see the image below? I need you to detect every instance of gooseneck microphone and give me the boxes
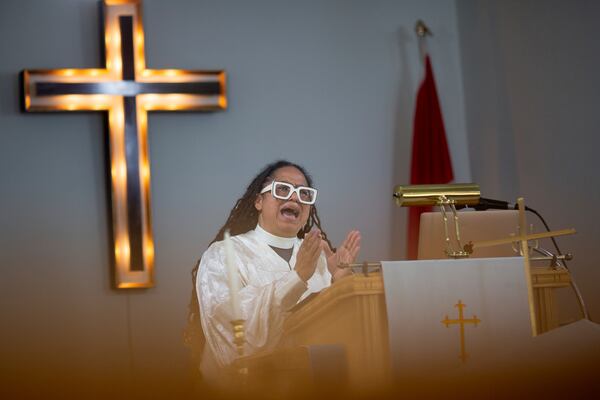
[472,197,517,211]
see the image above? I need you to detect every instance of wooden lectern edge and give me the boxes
[284,273,385,335]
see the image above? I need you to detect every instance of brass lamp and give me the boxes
[393,183,480,207]
[393,183,481,258]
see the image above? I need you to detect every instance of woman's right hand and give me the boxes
[294,229,322,282]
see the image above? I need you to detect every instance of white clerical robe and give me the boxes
[196,229,331,379]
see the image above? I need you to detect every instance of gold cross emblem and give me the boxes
[441,300,481,362]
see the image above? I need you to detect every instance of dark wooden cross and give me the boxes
[22,0,226,288]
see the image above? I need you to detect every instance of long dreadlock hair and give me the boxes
[183,160,334,369]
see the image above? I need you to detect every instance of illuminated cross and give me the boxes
[441,300,481,362]
[22,0,226,288]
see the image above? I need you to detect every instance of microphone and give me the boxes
[471,197,517,211]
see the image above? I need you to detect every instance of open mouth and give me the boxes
[280,204,300,220]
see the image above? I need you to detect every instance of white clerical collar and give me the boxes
[254,224,296,249]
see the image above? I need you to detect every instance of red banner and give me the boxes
[407,55,454,259]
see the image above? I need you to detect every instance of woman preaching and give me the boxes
[185,160,361,382]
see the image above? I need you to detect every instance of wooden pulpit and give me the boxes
[281,273,390,390]
[238,264,570,393]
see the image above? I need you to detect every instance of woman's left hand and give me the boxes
[322,230,361,282]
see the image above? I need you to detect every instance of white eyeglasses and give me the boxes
[260,181,318,205]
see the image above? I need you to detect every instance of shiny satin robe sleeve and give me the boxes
[196,231,331,369]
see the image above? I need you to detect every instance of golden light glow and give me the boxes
[114,160,127,184]
[144,237,155,264]
[110,108,124,130]
[122,242,130,259]
[58,95,85,111]
[136,54,146,73]
[141,160,150,182]
[106,0,136,5]
[137,107,150,187]
[113,58,122,74]
[135,31,144,48]
[138,109,147,127]
[104,17,122,77]
[112,32,121,48]
[118,282,152,289]
[139,93,226,111]
[218,95,228,109]
[114,237,130,265]
[60,94,112,110]
[164,69,180,77]
[23,0,226,290]
[135,25,146,73]
[63,94,83,104]
[52,68,108,79]
[142,93,159,105]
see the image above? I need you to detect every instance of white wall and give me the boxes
[0,0,467,396]
[457,0,600,321]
